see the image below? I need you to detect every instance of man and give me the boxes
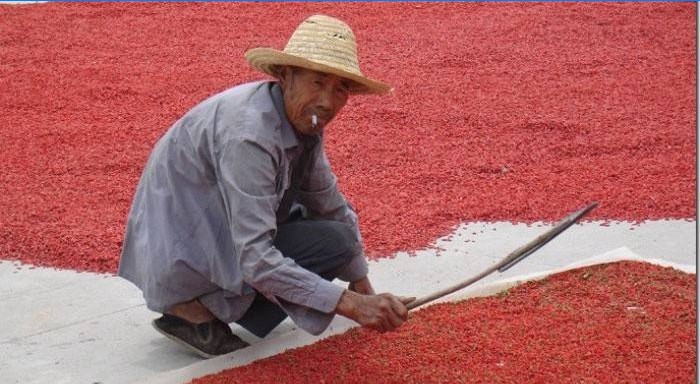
[118,14,413,358]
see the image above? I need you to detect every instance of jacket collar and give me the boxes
[271,82,302,150]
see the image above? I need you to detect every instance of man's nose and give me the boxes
[315,88,333,112]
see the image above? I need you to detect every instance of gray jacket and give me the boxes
[118,81,367,334]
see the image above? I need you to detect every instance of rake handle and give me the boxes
[406,202,599,311]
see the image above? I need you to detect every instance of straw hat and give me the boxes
[245,14,391,95]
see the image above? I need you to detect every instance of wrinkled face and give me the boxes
[277,66,351,136]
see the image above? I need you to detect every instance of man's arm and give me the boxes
[220,137,412,332]
[218,137,345,314]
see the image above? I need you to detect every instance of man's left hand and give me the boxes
[348,276,376,295]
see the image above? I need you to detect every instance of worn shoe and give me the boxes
[152,314,249,358]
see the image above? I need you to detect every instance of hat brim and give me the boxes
[245,48,392,95]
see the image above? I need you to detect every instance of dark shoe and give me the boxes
[152,314,249,358]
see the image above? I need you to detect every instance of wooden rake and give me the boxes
[406,202,599,310]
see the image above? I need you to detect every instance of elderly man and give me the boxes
[118,14,413,358]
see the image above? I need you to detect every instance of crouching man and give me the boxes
[118,14,413,358]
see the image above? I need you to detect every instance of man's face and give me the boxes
[278,66,351,136]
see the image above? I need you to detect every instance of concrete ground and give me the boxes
[0,219,695,384]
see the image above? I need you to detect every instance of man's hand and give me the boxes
[348,276,376,295]
[335,289,415,332]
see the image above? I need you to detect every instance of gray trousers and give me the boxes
[235,214,357,338]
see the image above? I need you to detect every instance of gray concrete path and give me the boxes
[0,220,696,384]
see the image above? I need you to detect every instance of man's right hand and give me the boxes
[335,290,415,332]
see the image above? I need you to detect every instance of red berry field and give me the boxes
[191,261,696,383]
[0,3,696,272]
[0,3,695,272]
[1,3,696,383]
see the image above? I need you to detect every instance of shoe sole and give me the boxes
[151,319,217,359]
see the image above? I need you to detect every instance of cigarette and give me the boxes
[312,114,318,128]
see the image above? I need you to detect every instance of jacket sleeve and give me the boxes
[216,137,345,314]
[297,142,369,283]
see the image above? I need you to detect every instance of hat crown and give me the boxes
[283,15,363,77]
[244,14,391,94]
